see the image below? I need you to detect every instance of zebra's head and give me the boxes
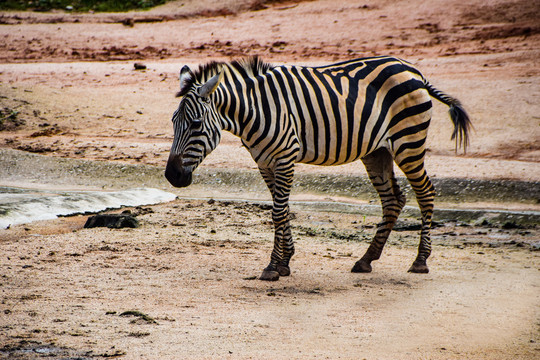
[165,65,223,188]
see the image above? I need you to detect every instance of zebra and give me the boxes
[165,56,471,281]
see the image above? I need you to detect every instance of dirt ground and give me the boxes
[1,199,539,359]
[0,0,539,358]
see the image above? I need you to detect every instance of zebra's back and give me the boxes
[264,56,432,166]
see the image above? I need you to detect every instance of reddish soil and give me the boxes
[0,0,539,180]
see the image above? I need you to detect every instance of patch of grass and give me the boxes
[20,294,42,301]
[0,108,25,131]
[0,0,169,12]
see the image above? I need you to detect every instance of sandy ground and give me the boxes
[0,0,539,358]
[1,199,539,359]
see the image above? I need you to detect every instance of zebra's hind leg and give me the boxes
[395,153,435,274]
[352,148,406,273]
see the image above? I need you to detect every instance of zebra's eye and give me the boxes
[191,118,202,128]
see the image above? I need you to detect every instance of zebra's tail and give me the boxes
[423,79,472,152]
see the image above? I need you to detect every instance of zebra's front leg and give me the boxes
[276,219,295,276]
[260,218,295,281]
[258,162,295,281]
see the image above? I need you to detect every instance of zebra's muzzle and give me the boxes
[165,158,193,188]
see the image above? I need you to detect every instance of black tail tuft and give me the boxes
[424,80,472,152]
[448,102,472,152]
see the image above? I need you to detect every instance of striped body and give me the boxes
[225,57,430,167]
[166,56,471,280]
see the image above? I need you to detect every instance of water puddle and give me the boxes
[0,187,176,229]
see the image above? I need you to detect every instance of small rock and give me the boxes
[84,214,139,229]
[134,63,146,70]
[502,221,522,229]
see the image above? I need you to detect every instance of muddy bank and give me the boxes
[0,187,176,228]
[200,168,540,206]
[2,148,538,203]
[1,148,538,227]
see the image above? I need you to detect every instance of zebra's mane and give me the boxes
[178,57,273,96]
[198,56,273,81]
[228,56,275,78]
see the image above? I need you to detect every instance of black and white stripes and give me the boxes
[165,56,471,279]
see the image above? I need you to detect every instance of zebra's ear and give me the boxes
[197,70,223,98]
[177,65,194,97]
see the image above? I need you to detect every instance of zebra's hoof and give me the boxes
[277,265,291,276]
[408,262,429,273]
[351,260,372,273]
[259,269,280,281]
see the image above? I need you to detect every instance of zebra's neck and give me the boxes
[207,61,278,140]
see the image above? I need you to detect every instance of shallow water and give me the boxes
[0,187,177,229]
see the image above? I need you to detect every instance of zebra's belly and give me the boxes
[295,145,370,166]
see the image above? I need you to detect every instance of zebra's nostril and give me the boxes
[165,161,193,188]
[164,163,177,185]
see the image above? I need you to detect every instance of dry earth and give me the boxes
[0,0,539,359]
[1,199,539,359]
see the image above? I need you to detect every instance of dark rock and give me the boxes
[122,18,134,27]
[502,221,523,229]
[133,62,146,70]
[84,214,139,229]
